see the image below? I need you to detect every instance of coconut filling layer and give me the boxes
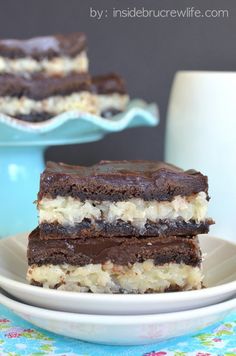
[0,93,129,117]
[0,92,99,116]
[38,192,208,229]
[0,52,88,75]
[27,261,203,293]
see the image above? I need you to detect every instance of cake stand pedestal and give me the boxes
[1,146,45,237]
[0,100,159,236]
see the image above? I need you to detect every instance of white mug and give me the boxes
[165,71,236,241]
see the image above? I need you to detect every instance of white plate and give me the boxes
[0,288,235,345]
[0,233,236,315]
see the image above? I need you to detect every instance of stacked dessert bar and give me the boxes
[0,33,129,121]
[27,160,213,293]
[91,73,129,118]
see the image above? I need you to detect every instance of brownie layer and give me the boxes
[39,218,212,239]
[0,73,91,100]
[28,228,201,267]
[91,73,127,95]
[27,262,203,293]
[0,73,129,101]
[0,73,128,99]
[0,33,87,59]
[38,161,209,202]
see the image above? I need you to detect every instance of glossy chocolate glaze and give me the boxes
[0,33,87,59]
[28,227,201,267]
[38,160,209,201]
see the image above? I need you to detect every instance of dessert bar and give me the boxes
[0,72,98,121]
[28,228,202,293]
[92,73,129,118]
[27,160,213,293]
[0,34,130,121]
[0,33,88,76]
[38,161,213,238]
[0,73,129,121]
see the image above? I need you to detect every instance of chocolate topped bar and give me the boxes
[91,73,129,118]
[0,33,88,79]
[0,33,87,59]
[0,33,131,122]
[39,160,208,201]
[27,228,203,293]
[27,159,212,293]
[0,72,129,121]
[0,32,95,121]
[37,160,212,240]
[0,72,98,120]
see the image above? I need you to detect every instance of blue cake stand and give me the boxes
[0,100,159,237]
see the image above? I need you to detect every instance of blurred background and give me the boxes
[0,0,235,165]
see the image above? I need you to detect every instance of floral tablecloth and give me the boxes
[0,306,235,356]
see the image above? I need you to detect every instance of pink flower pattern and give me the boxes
[0,319,10,323]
